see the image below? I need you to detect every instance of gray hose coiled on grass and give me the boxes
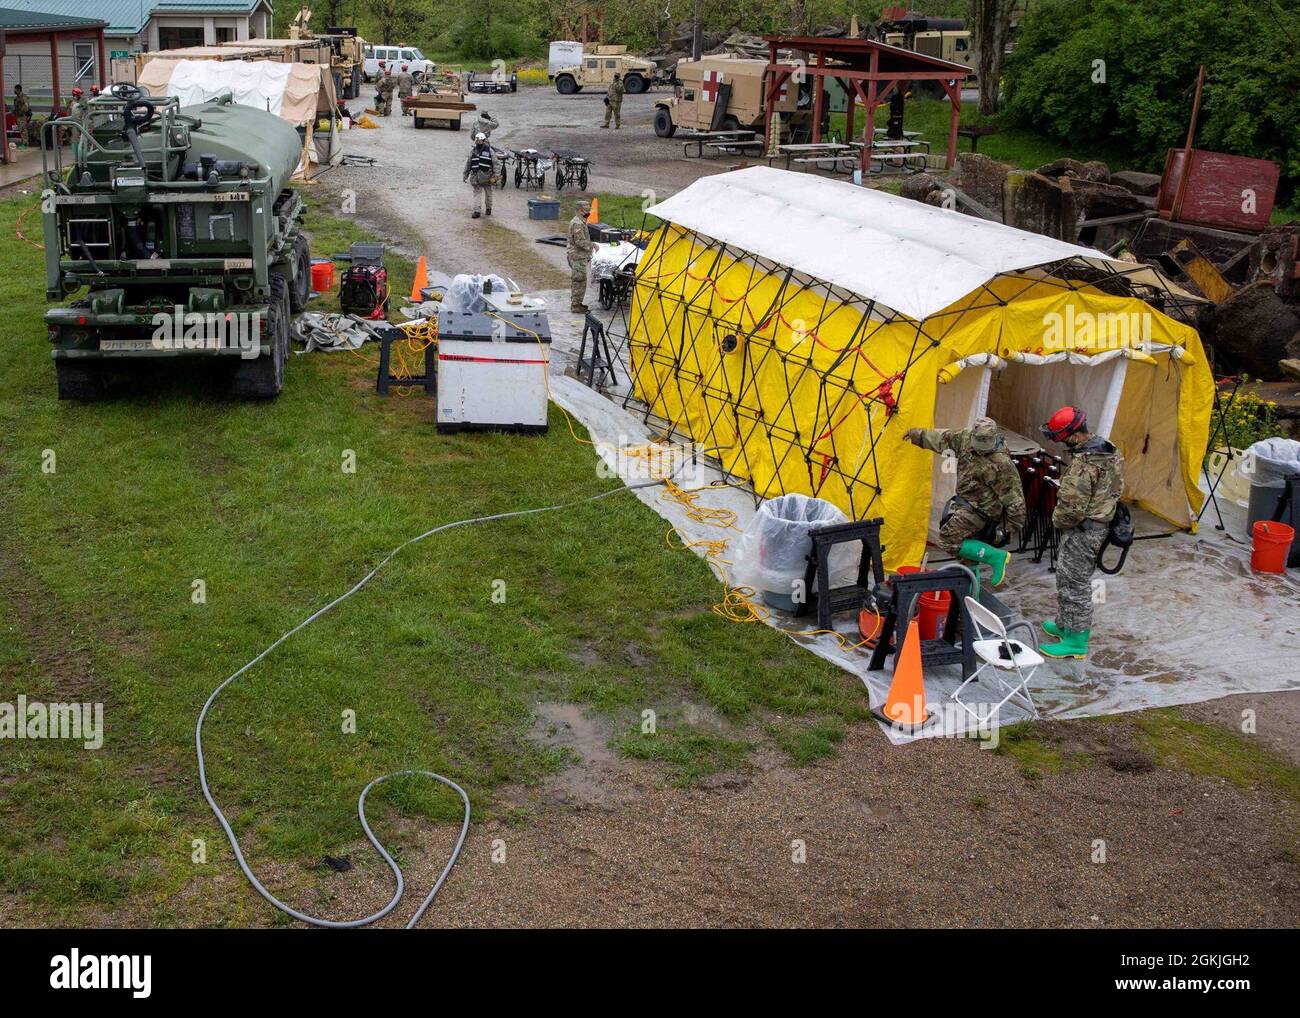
[196,476,671,928]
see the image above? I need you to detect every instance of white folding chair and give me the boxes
[951,596,1041,721]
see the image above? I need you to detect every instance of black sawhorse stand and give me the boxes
[867,568,975,681]
[793,517,886,631]
[375,325,436,396]
[576,313,620,388]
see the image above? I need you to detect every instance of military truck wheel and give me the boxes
[623,74,647,95]
[556,74,578,95]
[654,108,676,138]
[55,361,107,401]
[231,275,288,399]
[288,235,311,314]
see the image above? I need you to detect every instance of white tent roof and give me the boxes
[645,166,1125,321]
[138,59,321,126]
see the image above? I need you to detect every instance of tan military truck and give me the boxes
[552,45,661,95]
[884,31,974,72]
[653,55,802,138]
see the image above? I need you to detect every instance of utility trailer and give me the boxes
[403,93,477,130]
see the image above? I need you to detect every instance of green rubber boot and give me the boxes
[959,539,1010,587]
[1041,628,1090,659]
[1042,619,1062,638]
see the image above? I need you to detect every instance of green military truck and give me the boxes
[42,84,310,399]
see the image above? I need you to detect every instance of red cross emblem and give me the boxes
[702,70,725,102]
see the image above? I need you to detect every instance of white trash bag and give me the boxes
[442,273,515,313]
[1245,437,1300,487]
[731,493,860,607]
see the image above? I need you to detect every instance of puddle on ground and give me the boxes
[528,702,629,807]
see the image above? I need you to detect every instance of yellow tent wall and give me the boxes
[629,224,1214,571]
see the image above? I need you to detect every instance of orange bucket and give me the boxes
[858,608,884,647]
[918,589,952,641]
[310,258,335,292]
[1251,520,1295,573]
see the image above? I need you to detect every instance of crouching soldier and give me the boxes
[567,199,594,312]
[904,416,1026,585]
[463,132,495,218]
[1039,406,1125,659]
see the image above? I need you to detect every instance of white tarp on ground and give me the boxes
[539,291,1300,743]
[644,166,1129,321]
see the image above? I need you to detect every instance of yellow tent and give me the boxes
[625,168,1213,570]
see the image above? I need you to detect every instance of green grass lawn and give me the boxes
[0,191,864,924]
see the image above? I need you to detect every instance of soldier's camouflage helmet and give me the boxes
[970,416,998,453]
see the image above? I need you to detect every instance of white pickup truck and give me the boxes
[362,44,436,81]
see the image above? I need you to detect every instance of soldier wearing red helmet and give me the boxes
[1039,405,1125,659]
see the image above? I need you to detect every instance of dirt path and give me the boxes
[327,85,730,289]
[283,87,1300,929]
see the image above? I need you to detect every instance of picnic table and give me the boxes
[770,142,853,172]
[680,129,757,158]
[853,136,931,175]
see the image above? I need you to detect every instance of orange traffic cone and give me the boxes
[587,197,599,223]
[873,618,932,731]
[410,255,429,302]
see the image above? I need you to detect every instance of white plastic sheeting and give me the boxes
[644,167,1128,321]
[590,241,642,281]
[539,290,1300,744]
[139,59,316,123]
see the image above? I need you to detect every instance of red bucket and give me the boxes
[310,258,335,292]
[918,589,952,641]
[1251,520,1295,574]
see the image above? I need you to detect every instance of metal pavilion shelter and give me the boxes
[761,34,969,174]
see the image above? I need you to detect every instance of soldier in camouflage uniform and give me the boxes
[68,88,87,122]
[1039,406,1125,659]
[905,416,1026,585]
[567,199,594,312]
[601,73,625,129]
[472,111,499,139]
[12,85,31,146]
[376,65,396,116]
[396,64,414,114]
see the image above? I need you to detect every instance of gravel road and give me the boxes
[324,83,733,290]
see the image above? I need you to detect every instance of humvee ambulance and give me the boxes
[552,45,661,95]
[653,55,802,138]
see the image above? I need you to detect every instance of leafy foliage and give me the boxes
[1003,0,1300,202]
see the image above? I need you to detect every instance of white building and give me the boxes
[4,1,273,54]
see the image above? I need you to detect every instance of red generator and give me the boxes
[339,243,389,319]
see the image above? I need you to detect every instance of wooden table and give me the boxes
[680,130,757,158]
[771,142,852,171]
[957,125,1000,153]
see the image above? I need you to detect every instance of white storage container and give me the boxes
[436,309,551,434]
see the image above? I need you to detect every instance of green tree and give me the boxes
[1003,0,1300,201]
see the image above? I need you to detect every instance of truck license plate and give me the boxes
[99,339,157,351]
